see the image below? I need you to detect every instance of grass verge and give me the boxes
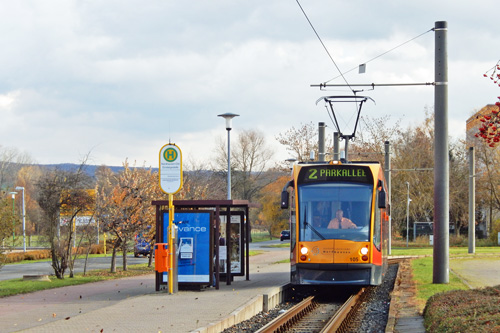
[391,246,500,257]
[1,250,268,298]
[411,256,468,307]
[263,243,290,249]
[395,246,500,330]
[4,253,119,265]
[250,231,277,242]
[391,246,500,306]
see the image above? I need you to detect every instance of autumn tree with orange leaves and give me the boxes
[95,161,159,272]
[257,176,290,238]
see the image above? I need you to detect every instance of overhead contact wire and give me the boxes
[295,0,354,94]
[325,27,434,84]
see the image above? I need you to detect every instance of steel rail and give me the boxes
[321,288,365,332]
[256,288,367,333]
[255,296,316,333]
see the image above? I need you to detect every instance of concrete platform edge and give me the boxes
[191,295,263,333]
[385,260,403,332]
[192,284,290,333]
[385,258,426,333]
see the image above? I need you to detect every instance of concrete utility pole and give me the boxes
[384,141,392,255]
[433,21,449,284]
[333,132,340,160]
[406,182,411,248]
[468,147,475,254]
[318,122,326,162]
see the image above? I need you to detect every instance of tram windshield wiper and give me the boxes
[303,207,325,240]
[304,221,325,240]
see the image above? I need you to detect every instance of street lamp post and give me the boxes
[9,191,17,247]
[218,113,239,200]
[406,182,411,248]
[15,186,26,252]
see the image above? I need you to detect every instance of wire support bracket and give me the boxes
[311,82,435,89]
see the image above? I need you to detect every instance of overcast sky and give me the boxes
[1,1,498,168]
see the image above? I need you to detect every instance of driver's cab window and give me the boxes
[299,182,372,242]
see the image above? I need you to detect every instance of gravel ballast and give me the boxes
[222,264,398,332]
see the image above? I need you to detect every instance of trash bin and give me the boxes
[155,243,169,273]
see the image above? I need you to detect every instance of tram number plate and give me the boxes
[349,257,360,262]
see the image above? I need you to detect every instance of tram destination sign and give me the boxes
[298,165,373,184]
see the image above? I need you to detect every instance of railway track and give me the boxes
[255,288,366,333]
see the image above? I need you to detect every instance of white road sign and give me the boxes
[159,143,183,194]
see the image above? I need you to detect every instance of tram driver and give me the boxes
[327,209,358,229]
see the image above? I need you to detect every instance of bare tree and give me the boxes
[60,189,95,277]
[214,129,274,201]
[180,158,225,200]
[473,139,500,237]
[448,140,470,234]
[35,162,93,279]
[351,115,403,163]
[0,146,33,190]
[275,122,318,163]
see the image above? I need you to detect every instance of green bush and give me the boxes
[424,285,500,331]
[489,220,500,244]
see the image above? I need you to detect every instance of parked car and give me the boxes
[134,237,151,257]
[280,230,290,241]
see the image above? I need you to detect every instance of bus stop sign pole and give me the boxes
[159,143,183,294]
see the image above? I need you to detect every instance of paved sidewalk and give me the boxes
[4,251,497,332]
[450,257,500,288]
[0,249,289,333]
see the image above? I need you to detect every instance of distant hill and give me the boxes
[40,164,159,178]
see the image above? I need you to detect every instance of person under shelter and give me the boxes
[327,209,357,229]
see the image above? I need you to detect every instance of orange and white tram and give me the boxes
[281,161,389,286]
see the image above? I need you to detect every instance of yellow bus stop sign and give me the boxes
[159,143,183,194]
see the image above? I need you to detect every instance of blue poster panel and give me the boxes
[163,212,212,284]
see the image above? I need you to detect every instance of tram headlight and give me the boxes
[300,246,308,261]
[361,246,369,261]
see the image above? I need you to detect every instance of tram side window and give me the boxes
[373,190,381,250]
[290,191,296,250]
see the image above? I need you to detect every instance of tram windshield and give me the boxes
[298,182,372,242]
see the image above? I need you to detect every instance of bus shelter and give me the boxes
[152,200,253,291]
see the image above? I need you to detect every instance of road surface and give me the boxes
[0,255,149,281]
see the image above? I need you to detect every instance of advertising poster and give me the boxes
[219,214,242,275]
[163,212,212,284]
